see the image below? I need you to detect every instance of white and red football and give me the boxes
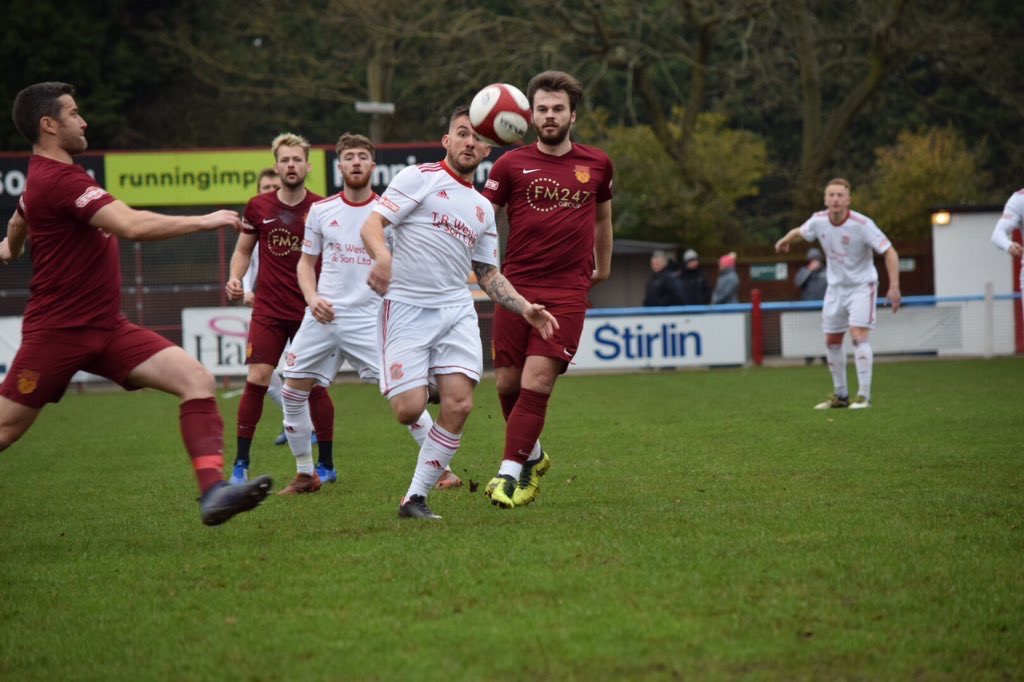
[469,83,531,146]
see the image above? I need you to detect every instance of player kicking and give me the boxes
[276,133,459,494]
[991,187,1024,318]
[481,70,615,509]
[361,106,557,520]
[224,134,335,485]
[775,177,901,409]
[0,81,271,526]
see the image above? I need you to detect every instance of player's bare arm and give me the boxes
[774,227,803,253]
[882,246,901,312]
[1,210,29,264]
[92,200,241,241]
[473,261,559,340]
[297,251,333,323]
[592,200,613,284]
[226,232,258,302]
[361,212,393,295]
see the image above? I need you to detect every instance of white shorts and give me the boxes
[281,311,379,386]
[821,282,878,333]
[377,299,482,398]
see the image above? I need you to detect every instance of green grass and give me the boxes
[1,358,1022,680]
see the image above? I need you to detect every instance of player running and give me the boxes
[991,187,1024,318]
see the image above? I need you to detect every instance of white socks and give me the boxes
[267,370,284,407]
[281,385,315,474]
[826,343,848,397]
[405,424,460,499]
[853,339,873,401]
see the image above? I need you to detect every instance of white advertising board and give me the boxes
[570,313,748,371]
[181,307,253,376]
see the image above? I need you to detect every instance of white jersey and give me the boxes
[799,209,891,286]
[991,189,1024,254]
[303,192,382,319]
[373,161,498,308]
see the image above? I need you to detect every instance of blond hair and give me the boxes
[271,132,311,160]
[826,177,851,191]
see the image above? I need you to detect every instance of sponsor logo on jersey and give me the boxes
[262,218,277,224]
[267,226,302,256]
[484,179,498,191]
[476,205,486,223]
[16,369,39,395]
[573,165,590,183]
[74,186,108,208]
[436,190,449,200]
[522,168,541,174]
[389,362,404,381]
[525,178,593,213]
[379,196,400,213]
[328,219,339,227]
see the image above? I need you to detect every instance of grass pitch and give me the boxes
[1,358,1022,680]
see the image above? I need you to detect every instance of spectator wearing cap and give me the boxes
[795,247,827,301]
[711,251,740,304]
[678,248,711,305]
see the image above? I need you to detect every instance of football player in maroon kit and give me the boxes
[0,82,272,526]
[224,134,335,490]
[481,70,614,509]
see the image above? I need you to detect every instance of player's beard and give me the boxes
[342,171,371,190]
[280,174,306,190]
[446,152,482,177]
[536,120,571,147]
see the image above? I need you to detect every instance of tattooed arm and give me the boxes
[473,261,559,340]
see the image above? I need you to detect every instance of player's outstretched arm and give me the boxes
[361,213,393,295]
[91,200,241,242]
[1,211,29,264]
[883,246,901,313]
[774,227,803,253]
[592,200,613,285]
[991,208,1023,257]
[473,261,559,340]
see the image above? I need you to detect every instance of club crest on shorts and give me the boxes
[389,362,404,381]
[573,165,590,184]
[16,369,39,395]
[286,352,296,367]
[246,342,253,359]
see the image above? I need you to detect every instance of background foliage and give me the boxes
[1,0,1020,249]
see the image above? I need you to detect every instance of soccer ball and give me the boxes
[469,83,531,146]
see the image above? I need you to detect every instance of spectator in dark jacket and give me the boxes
[711,251,740,304]
[679,248,711,305]
[643,250,685,306]
[795,247,828,301]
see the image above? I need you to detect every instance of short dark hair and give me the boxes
[258,168,278,181]
[12,82,75,145]
[449,104,470,128]
[527,70,584,111]
[336,132,375,159]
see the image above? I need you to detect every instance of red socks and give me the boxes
[308,385,335,442]
[180,397,224,494]
[236,381,268,439]
[502,388,549,465]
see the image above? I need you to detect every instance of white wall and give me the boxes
[932,211,1013,296]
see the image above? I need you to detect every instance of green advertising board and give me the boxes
[104,150,328,206]
[750,263,789,281]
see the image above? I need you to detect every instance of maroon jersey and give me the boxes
[483,142,613,292]
[15,155,118,333]
[242,189,322,321]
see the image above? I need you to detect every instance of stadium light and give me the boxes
[931,211,951,226]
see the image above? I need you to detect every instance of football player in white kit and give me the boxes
[361,106,557,520]
[275,134,458,495]
[990,188,1024,317]
[775,177,901,410]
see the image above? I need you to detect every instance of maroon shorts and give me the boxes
[0,319,175,408]
[246,314,302,366]
[492,286,587,371]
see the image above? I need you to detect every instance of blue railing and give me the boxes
[589,293,1022,318]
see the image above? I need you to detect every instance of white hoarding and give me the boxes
[570,313,748,371]
[181,307,253,376]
